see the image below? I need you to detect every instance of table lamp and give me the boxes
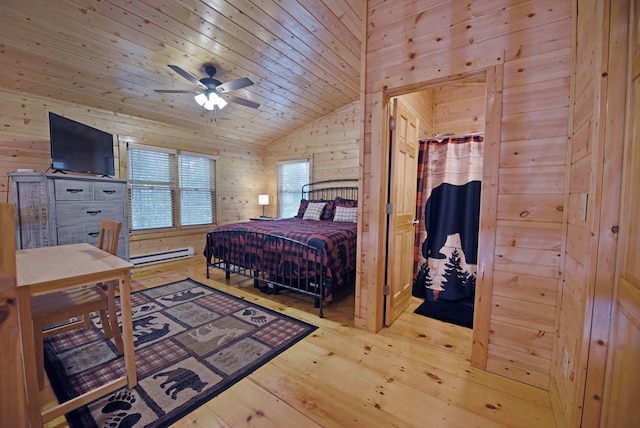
[258,194,269,217]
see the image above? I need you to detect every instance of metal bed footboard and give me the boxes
[205,230,327,317]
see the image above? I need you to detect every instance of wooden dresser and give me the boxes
[9,172,129,260]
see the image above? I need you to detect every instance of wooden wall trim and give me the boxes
[354,0,368,329]
[371,52,504,94]
[550,0,628,425]
[362,90,390,331]
[366,62,504,333]
[471,64,504,369]
[580,0,629,425]
[0,203,27,426]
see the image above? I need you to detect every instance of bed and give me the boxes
[204,179,358,317]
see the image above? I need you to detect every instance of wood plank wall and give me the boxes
[0,89,265,258]
[263,100,361,216]
[550,0,627,426]
[362,0,572,391]
[395,79,486,145]
[432,80,486,136]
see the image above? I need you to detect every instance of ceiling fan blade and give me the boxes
[154,89,198,93]
[168,65,207,90]
[225,95,260,109]
[216,77,253,93]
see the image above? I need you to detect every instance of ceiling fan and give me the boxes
[155,64,260,110]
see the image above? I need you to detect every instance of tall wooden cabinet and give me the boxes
[9,172,129,260]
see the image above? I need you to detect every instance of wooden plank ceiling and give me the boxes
[0,0,363,145]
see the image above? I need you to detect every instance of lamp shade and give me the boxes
[258,194,269,206]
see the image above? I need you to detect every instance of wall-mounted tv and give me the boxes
[49,112,115,176]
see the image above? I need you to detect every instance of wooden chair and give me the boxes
[31,219,124,389]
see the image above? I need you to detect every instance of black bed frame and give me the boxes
[205,179,358,317]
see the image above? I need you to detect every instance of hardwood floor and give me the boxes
[42,257,556,427]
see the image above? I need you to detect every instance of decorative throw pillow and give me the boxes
[335,197,358,208]
[297,199,335,220]
[333,206,358,223]
[303,202,327,220]
[296,199,310,218]
[321,199,336,220]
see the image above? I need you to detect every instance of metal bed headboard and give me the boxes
[301,179,358,201]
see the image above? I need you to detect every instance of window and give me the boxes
[128,143,216,230]
[277,159,309,218]
[179,151,216,226]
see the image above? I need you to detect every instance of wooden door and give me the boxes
[385,98,419,326]
[604,2,640,425]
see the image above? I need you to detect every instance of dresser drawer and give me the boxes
[57,224,127,259]
[55,202,124,226]
[57,223,102,246]
[94,181,126,201]
[53,179,93,201]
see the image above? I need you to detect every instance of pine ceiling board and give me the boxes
[289,0,361,69]
[246,0,360,93]
[0,1,209,96]
[181,0,358,104]
[0,19,175,104]
[105,0,344,117]
[321,0,364,43]
[0,0,362,145]
[0,9,319,134]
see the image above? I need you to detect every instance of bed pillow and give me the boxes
[296,199,310,218]
[333,205,358,223]
[297,199,335,220]
[335,197,358,208]
[303,202,327,220]
[322,199,336,220]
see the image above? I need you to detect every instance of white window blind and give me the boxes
[128,144,176,230]
[128,143,217,231]
[277,159,309,218]
[179,151,216,226]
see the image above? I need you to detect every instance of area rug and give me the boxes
[44,278,317,428]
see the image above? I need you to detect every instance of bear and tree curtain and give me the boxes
[412,134,484,328]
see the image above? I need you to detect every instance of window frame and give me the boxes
[127,142,218,232]
[277,158,310,218]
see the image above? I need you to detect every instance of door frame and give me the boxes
[367,56,504,369]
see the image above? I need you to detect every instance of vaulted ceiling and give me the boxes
[0,0,363,145]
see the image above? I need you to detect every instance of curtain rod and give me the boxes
[421,131,484,142]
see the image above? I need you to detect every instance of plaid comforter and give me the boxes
[204,218,357,299]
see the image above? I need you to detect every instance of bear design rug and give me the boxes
[43,278,317,428]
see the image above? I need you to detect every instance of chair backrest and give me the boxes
[98,219,122,256]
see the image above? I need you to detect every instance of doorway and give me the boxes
[384,77,486,328]
[375,63,504,369]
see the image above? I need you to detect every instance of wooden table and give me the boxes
[16,243,135,427]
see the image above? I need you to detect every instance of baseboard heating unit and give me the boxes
[130,247,194,267]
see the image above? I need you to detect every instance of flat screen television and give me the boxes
[49,112,115,176]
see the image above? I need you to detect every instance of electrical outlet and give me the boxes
[562,348,570,377]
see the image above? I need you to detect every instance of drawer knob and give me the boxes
[88,232,100,237]
[102,190,116,194]
[86,210,102,216]
[66,188,84,193]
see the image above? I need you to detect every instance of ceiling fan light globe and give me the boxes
[216,96,228,109]
[194,93,207,106]
[208,92,227,109]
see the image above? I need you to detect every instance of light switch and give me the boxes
[580,193,588,222]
